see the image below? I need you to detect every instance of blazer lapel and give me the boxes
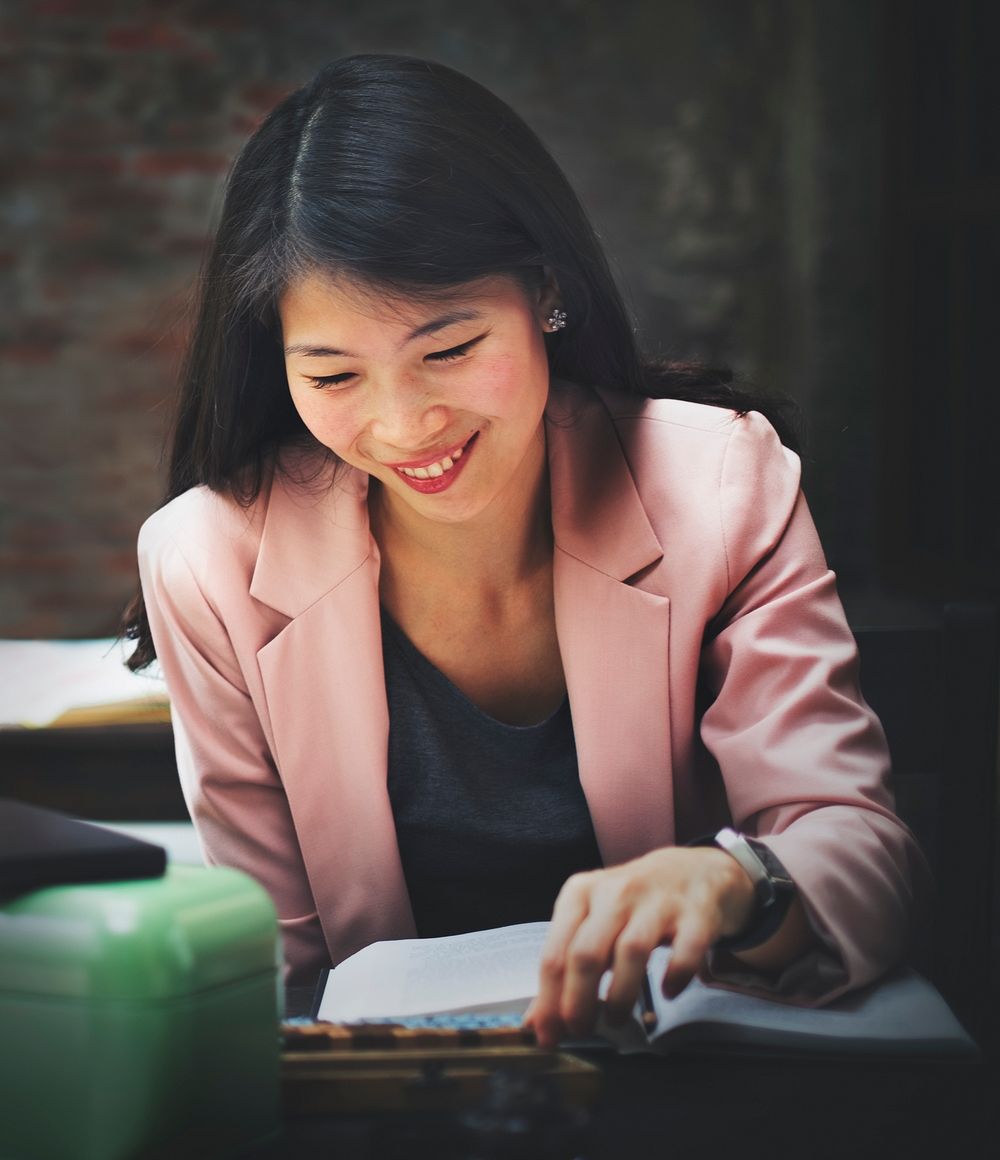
[547,385,677,866]
[252,453,416,964]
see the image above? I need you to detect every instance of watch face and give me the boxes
[746,838,794,889]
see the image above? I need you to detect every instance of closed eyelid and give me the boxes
[426,332,488,359]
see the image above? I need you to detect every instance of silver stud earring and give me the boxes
[546,308,568,331]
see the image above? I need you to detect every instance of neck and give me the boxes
[369,438,553,597]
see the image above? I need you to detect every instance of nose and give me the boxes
[368,380,449,451]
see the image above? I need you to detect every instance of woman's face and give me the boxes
[279,272,556,529]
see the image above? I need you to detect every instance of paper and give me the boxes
[315,922,977,1057]
[637,945,976,1054]
[317,922,549,1022]
[0,638,167,728]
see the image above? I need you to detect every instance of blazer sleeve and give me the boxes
[137,511,329,986]
[696,413,931,1005]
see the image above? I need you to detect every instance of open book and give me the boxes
[314,922,977,1059]
[0,639,169,728]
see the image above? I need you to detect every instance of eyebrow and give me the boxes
[283,309,484,358]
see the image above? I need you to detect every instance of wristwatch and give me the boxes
[688,827,796,952]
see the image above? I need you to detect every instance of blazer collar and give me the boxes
[249,446,374,619]
[249,382,664,618]
[545,380,664,580]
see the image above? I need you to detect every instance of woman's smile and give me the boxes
[387,431,480,492]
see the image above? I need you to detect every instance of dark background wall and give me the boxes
[1,0,995,638]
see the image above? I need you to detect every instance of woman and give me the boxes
[126,54,926,1049]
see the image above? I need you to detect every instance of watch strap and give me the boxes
[686,828,795,952]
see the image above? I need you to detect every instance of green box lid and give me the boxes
[0,864,278,1000]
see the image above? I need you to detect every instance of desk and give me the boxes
[265,991,998,1160]
[0,723,184,820]
[3,727,996,1158]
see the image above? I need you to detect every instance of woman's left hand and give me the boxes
[523,846,756,1049]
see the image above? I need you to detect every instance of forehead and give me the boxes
[277,271,526,334]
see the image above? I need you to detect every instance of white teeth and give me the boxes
[397,442,467,480]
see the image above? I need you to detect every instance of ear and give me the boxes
[536,266,563,328]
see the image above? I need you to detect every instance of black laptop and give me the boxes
[0,798,167,895]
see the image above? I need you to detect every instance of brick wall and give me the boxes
[0,0,884,636]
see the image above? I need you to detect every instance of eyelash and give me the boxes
[306,338,479,389]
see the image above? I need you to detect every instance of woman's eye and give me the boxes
[426,337,481,363]
[306,373,355,389]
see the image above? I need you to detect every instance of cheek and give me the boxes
[468,345,549,416]
[288,390,360,453]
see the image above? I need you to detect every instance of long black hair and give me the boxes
[124,53,797,668]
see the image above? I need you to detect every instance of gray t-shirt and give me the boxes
[381,608,603,937]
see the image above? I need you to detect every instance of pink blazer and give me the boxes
[138,381,926,999]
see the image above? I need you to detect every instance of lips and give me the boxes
[388,431,479,494]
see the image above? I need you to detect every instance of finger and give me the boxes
[558,885,635,1035]
[602,907,665,1025]
[661,907,715,999]
[531,874,594,1047]
[558,919,617,1035]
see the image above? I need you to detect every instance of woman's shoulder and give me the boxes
[137,443,336,579]
[571,382,799,488]
[584,384,807,582]
[138,481,266,565]
[594,384,786,450]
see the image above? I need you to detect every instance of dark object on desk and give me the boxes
[0,722,185,821]
[0,798,166,894]
[853,602,999,1051]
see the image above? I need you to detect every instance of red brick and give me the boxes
[185,6,246,31]
[104,23,192,52]
[165,119,213,142]
[54,218,101,243]
[5,613,64,638]
[162,235,212,256]
[41,280,73,302]
[25,153,125,177]
[0,343,59,365]
[34,0,114,15]
[231,113,262,135]
[105,550,142,574]
[8,523,78,550]
[133,150,230,177]
[7,555,81,575]
[241,82,292,111]
[49,122,138,150]
[104,324,188,358]
[69,185,165,212]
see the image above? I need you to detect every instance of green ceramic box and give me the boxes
[0,864,281,1160]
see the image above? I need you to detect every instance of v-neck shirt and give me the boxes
[380,607,603,938]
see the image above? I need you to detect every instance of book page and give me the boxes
[317,922,550,1022]
[637,946,976,1056]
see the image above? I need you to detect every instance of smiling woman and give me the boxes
[123,55,927,1049]
[280,272,552,528]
